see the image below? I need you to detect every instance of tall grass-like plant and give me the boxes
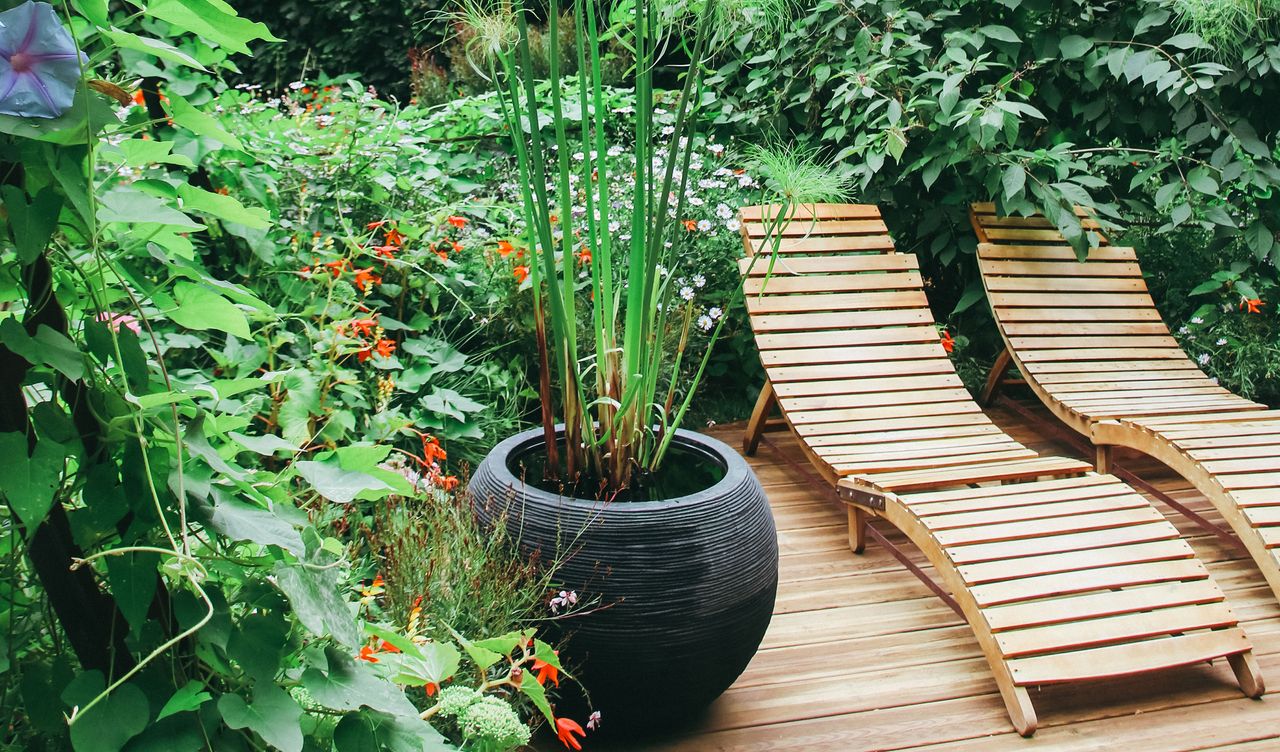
[449,0,843,494]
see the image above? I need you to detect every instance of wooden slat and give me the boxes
[743,271,923,295]
[745,218,889,237]
[981,577,1223,631]
[1005,628,1249,685]
[760,343,944,367]
[745,289,929,314]
[968,558,1207,607]
[984,276,1148,293]
[957,539,1193,585]
[740,203,882,221]
[995,602,1237,658]
[756,326,940,351]
[750,308,934,332]
[739,254,917,276]
[945,521,1180,565]
[933,508,1165,548]
[980,260,1140,277]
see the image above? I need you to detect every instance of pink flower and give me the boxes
[587,711,602,731]
[97,311,141,335]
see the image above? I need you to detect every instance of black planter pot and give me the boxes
[469,426,778,729]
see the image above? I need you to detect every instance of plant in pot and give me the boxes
[456,0,848,733]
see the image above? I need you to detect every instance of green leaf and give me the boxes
[272,561,362,648]
[302,647,420,717]
[1163,33,1206,50]
[295,459,394,504]
[192,493,306,554]
[333,710,454,752]
[167,93,244,151]
[103,28,208,70]
[68,683,149,752]
[170,282,251,339]
[72,0,110,26]
[518,671,555,725]
[229,431,299,456]
[1,186,63,264]
[979,25,1020,43]
[1246,221,1275,260]
[177,184,270,229]
[227,613,290,681]
[0,320,86,381]
[105,551,160,634]
[98,189,203,230]
[473,632,526,658]
[1002,164,1026,200]
[157,681,213,721]
[110,139,196,169]
[388,642,461,687]
[0,433,67,530]
[448,629,501,672]
[145,0,280,55]
[1059,35,1092,59]
[217,684,303,752]
[1186,168,1219,195]
[885,127,907,161]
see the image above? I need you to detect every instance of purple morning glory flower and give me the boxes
[0,1,86,119]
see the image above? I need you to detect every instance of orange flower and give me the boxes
[514,265,530,284]
[372,244,398,259]
[378,640,400,654]
[424,682,438,697]
[554,717,586,750]
[532,657,560,687]
[367,220,390,230]
[351,318,378,337]
[372,574,385,588]
[578,247,592,265]
[422,435,447,465]
[451,241,463,253]
[682,219,697,232]
[438,475,459,491]
[324,259,348,277]
[384,227,406,247]
[940,330,955,354]
[358,645,380,663]
[497,240,515,258]
[446,215,467,228]
[1241,297,1264,314]
[375,338,397,358]
[353,268,382,292]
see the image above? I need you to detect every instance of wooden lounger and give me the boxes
[972,201,1280,604]
[738,203,1262,736]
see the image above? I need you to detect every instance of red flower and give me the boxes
[421,435,447,465]
[378,640,400,654]
[375,338,397,358]
[372,244,398,259]
[324,259,348,277]
[384,227,406,247]
[367,220,390,230]
[438,475,459,491]
[555,718,586,750]
[514,265,530,284]
[358,645,380,663]
[532,657,560,687]
[682,219,697,232]
[451,240,463,253]
[496,240,514,258]
[354,267,382,292]
[424,682,438,697]
[578,247,592,265]
[1241,297,1264,314]
[446,215,467,228]
[940,330,955,354]
[351,318,378,337]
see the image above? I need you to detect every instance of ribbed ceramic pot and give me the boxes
[469,426,778,728]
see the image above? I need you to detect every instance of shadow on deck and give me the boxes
[597,400,1280,751]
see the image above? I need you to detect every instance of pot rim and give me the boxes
[477,425,755,512]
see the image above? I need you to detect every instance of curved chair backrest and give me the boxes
[740,204,1037,483]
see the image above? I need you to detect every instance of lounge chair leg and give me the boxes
[1095,444,1113,474]
[744,380,777,456]
[1000,683,1038,737]
[847,506,866,554]
[979,348,1012,406]
[1229,650,1265,698]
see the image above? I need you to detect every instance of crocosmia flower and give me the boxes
[0,1,86,119]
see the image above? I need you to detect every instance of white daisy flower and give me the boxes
[693,274,706,288]
[697,314,714,331]
[1216,337,1228,346]
[1197,353,1211,365]
[697,219,712,231]
[680,286,695,301]
[709,306,723,320]
[725,218,741,231]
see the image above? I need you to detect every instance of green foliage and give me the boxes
[710,0,1280,320]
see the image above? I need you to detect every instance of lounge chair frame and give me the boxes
[738,203,1262,736]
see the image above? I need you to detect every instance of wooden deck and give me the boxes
[606,401,1280,751]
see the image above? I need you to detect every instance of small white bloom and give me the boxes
[661,125,675,136]
[1216,337,1228,346]
[709,306,723,320]
[716,203,734,219]
[607,145,624,157]
[680,286,695,301]
[657,264,669,277]
[1191,316,1204,324]
[572,151,585,161]
[1178,326,1190,335]
[693,274,706,288]
[697,219,712,231]
[288,81,304,90]
[697,314,714,331]
[725,218,741,232]
[587,711,602,731]
[1197,353,1212,365]
[708,143,725,156]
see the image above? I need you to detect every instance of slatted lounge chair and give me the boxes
[971,202,1280,604]
[737,203,1262,737]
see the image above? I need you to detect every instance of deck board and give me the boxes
[601,401,1280,751]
